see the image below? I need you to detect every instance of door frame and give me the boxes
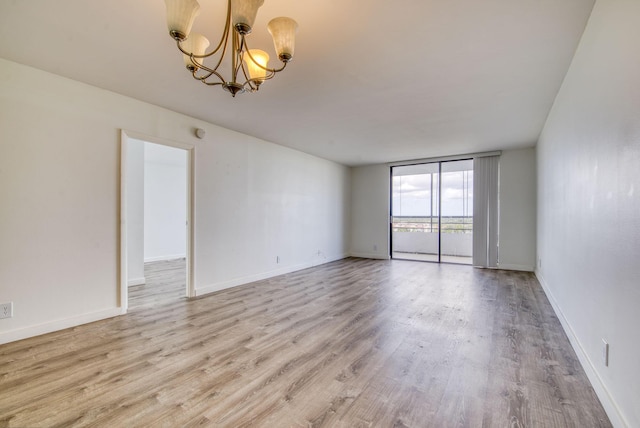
[119,130,195,312]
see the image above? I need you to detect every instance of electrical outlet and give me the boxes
[0,302,13,319]
[602,339,609,367]
[276,256,280,264]
[373,244,378,251]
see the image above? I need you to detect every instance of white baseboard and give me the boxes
[128,277,146,287]
[349,252,390,260]
[195,253,348,297]
[535,270,628,428]
[498,263,534,272]
[0,307,125,345]
[144,254,186,263]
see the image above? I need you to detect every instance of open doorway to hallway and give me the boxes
[121,131,194,312]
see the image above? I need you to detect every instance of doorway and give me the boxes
[120,130,195,312]
[391,159,473,264]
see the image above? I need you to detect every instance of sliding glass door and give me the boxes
[391,163,440,262]
[391,159,473,264]
[440,160,473,264]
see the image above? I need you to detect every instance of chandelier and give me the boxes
[164,0,298,97]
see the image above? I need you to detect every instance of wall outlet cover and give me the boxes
[0,302,13,319]
[602,339,609,367]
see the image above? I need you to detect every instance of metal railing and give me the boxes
[392,216,473,234]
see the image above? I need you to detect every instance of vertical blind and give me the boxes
[472,155,499,268]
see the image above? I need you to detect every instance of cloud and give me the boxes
[393,171,474,216]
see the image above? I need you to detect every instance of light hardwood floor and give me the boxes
[0,258,611,427]
[128,259,187,311]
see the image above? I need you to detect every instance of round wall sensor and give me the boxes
[195,128,206,139]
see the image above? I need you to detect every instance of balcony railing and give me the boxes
[392,216,473,258]
[392,216,473,234]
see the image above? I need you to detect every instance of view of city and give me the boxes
[392,216,473,234]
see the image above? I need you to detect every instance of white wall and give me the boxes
[350,165,390,259]
[143,142,187,262]
[536,0,640,426]
[197,139,351,294]
[498,147,536,271]
[0,58,351,344]
[126,139,145,285]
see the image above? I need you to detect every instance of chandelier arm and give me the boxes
[176,0,232,60]
[204,0,233,58]
[186,55,207,75]
[245,68,277,84]
[174,0,231,72]
[267,61,287,73]
[192,66,214,80]
[240,68,277,93]
[243,75,273,88]
[231,30,244,84]
[239,61,259,91]
[208,27,230,73]
[202,81,225,87]
[239,50,277,92]
[191,62,226,85]
[203,0,233,71]
[243,80,257,92]
[263,69,277,80]
[242,41,289,73]
[237,35,250,82]
[239,58,251,82]
[182,31,230,82]
[183,54,226,86]
[234,54,244,81]
[175,39,220,62]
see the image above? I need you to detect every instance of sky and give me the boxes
[392,171,473,217]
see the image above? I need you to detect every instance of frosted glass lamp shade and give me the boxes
[267,17,298,62]
[165,0,200,41]
[243,49,270,81]
[181,33,210,70]
[231,0,264,34]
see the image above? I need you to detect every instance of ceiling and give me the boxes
[0,0,595,166]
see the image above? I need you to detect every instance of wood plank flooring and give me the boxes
[0,258,611,427]
[128,259,187,310]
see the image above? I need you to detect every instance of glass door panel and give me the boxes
[391,163,439,262]
[440,160,473,265]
